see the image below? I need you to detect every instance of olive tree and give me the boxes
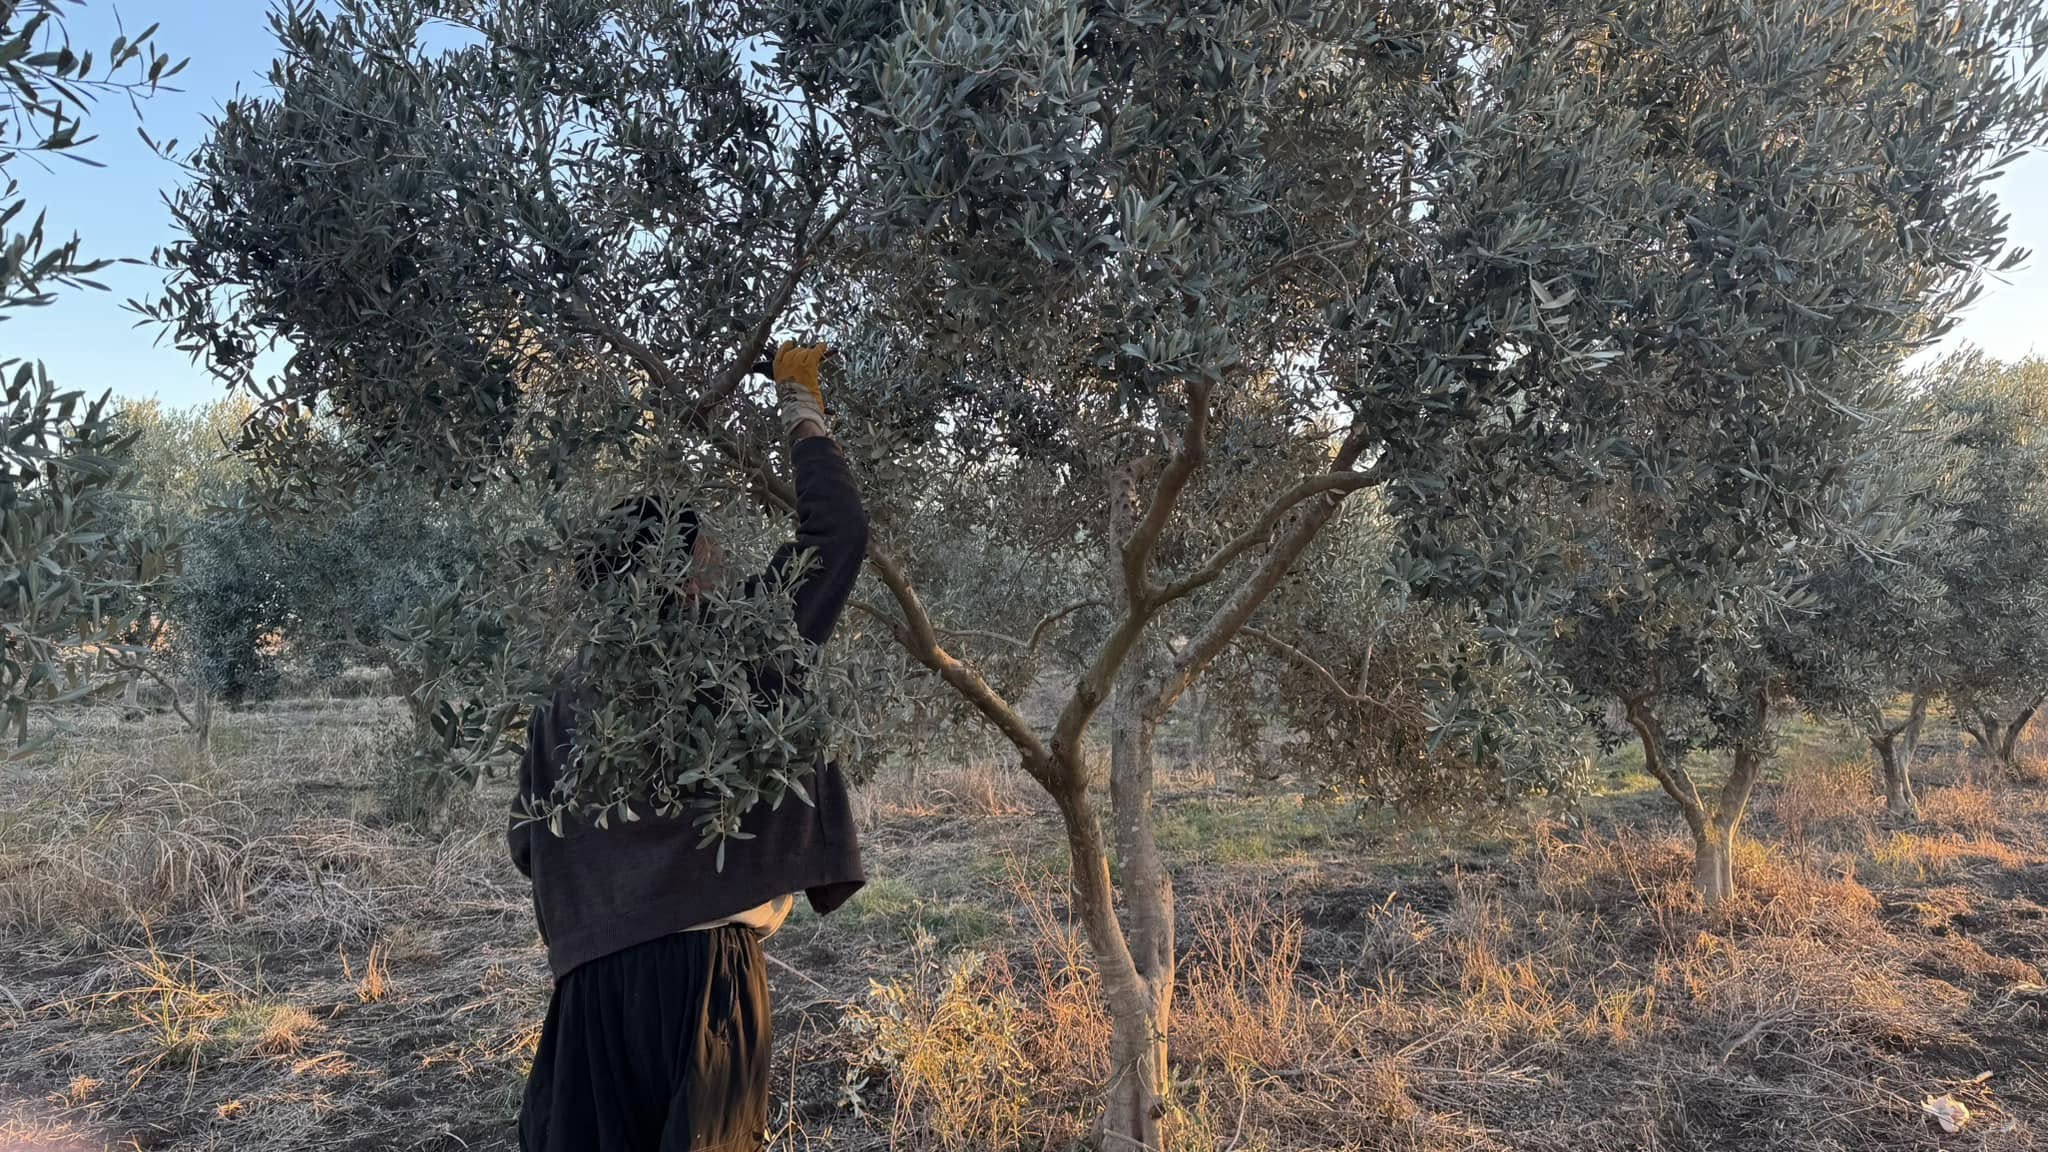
[98,399,248,743]
[818,5,1656,1136]
[1,3,179,750]
[1777,381,1989,819]
[1536,1,2048,903]
[1929,353,2048,774]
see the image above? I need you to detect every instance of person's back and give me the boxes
[511,344,867,1152]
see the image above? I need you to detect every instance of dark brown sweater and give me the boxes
[509,436,869,978]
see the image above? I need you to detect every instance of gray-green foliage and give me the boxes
[1242,501,1591,814]
[1926,354,2048,767]
[151,0,874,833]
[0,3,179,749]
[110,399,484,708]
[1526,0,2048,898]
[1773,389,1969,814]
[153,0,855,497]
[537,519,838,849]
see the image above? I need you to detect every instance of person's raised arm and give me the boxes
[762,343,868,646]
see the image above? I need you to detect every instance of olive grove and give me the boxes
[147,0,2048,1145]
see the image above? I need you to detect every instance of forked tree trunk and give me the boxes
[1874,735,1915,819]
[1044,771,1165,1151]
[1964,700,2039,778]
[1998,695,2042,774]
[1102,648,1174,1148]
[1870,690,1928,820]
[840,398,1367,1151]
[1627,689,1769,908]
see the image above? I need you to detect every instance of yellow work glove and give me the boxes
[772,341,830,438]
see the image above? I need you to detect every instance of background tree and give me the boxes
[1230,498,1591,814]
[1927,353,2048,775]
[1778,389,1977,819]
[1516,0,2048,905]
[101,398,250,744]
[1,2,179,750]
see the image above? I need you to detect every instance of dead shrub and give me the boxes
[841,950,1037,1152]
[1685,927,1971,1055]
[840,866,1106,1151]
[869,757,1032,820]
[1175,892,1309,1069]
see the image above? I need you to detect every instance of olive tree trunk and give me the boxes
[1046,770,1169,1150]
[1868,689,1928,820]
[1102,647,1174,1147]
[1627,688,1770,908]
[1964,693,2043,777]
[190,689,214,761]
[1692,817,1735,906]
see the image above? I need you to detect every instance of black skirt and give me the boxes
[520,927,771,1152]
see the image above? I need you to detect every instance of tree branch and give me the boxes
[682,192,860,425]
[1240,626,1398,710]
[698,425,1053,781]
[863,544,1053,776]
[101,656,200,735]
[1152,469,1382,607]
[1120,380,1212,605]
[1147,482,1356,724]
[1153,421,1380,608]
[1625,695,1708,832]
[568,189,858,426]
[1029,598,1105,653]
[1713,684,1771,828]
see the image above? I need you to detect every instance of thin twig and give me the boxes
[765,950,834,998]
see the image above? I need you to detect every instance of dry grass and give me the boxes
[1771,753,1877,850]
[1918,781,2010,837]
[4,701,2047,1151]
[862,756,1036,822]
[0,704,549,1150]
[342,942,392,1004]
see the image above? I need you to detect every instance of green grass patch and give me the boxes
[1154,794,1341,864]
[844,875,1005,950]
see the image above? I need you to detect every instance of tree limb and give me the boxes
[101,655,201,735]
[682,192,861,425]
[569,189,858,426]
[1142,424,1378,721]
[863,544,1053,776]
[1239,626,1399,710]
[700,424,1054,781]
[1120,380,1212,605]
[1153,422,1381,607]
[1148,487,1351,724]
[1712,683,1772,829]
[1028,598,1105,653]
[1625,694,1708,833]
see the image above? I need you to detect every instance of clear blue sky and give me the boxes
[11,2,2048,410]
